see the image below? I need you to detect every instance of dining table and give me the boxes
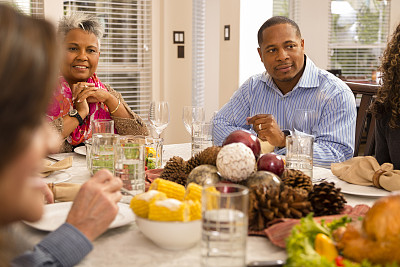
[11,143,381,267]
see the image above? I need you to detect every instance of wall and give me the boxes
[160,0,193,144]
[218,0,240,108]
[43,0,63,26]
[239,0,272,85]
[153,0,241,144]
[297,0,330,69]
[389,0,400,36]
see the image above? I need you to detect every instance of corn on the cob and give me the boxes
[185,183,203,202]
[186,200,202,221]
[149,178,185,201]
[148,199,190,222]
[204,186,220,210]
[130,190,167,218]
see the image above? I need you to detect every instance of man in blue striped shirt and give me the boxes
[213,16,356,168]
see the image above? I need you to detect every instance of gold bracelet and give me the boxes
[110,98,121,114]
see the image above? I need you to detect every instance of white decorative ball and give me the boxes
[216,143,256,182]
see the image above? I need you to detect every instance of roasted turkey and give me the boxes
[335,194,400,264]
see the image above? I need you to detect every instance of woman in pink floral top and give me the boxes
[47,13,148,152]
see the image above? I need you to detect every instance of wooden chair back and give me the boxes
[345,82,380,156]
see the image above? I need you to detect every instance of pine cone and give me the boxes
[160,156,188,186]
[196,146,222,166]
[249,185,312,231]
[308,182,347,216]
[186,156,201,174]
[186,146,222,174]
[281,169,313,193]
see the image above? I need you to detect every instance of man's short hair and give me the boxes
[257,16,302,47]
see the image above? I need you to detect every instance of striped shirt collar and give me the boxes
[261,55,320,91]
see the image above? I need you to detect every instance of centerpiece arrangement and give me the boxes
[159,130,347,231]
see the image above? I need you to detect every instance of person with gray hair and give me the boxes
[58,12,104,43]
[47,12,148,152]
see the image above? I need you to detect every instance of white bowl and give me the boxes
[135,216,201,250]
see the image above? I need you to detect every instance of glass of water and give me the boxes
[91,119,115,135]
[91,133,118,175]
[285,135,314,181]
[85,138,92,172]
[201,183,249,267]
[192,122,213,156]
[114,136,145,197]
[292,109,317,135]
[125,135,163,169]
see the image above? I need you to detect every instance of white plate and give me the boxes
[44,171,71,184]
[74,146,86,156]
[325,174,390,197]
[24,202,135,231]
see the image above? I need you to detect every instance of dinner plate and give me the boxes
[74,146,86,156]
[325,174,390,197]
[44,171,71,184]
[24,202,135,231]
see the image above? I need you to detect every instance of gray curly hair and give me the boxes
[58,12,104,44]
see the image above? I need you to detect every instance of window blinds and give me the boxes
[192,0,205,108]
[63,0,152,117]
[7,0,43,18]
[273,0,299,22]
[328,0,390,80]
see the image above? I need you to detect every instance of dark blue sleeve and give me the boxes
[12,223,93,267]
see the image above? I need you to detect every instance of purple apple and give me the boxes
[222,130,261,158]
[257,153,285,177]
[216,180,235,193]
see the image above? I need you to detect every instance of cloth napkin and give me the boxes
[331,156,400,192]
[145,169,163,191]
[41,156,73,177]
[47,183,81,202]
[260,140,274,154]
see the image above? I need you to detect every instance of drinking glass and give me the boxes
[128,135,164,169]
[91,133,118,175]
[114,136,146,197]
[149,101,170,138]
[182,106,205,134]
[85,138,92,172]
[144,137,163,169]
[91,119,115,134]
[285,135,314,181]
[201,183,249,267]
[192,122,213,156]
[292,109,317,135]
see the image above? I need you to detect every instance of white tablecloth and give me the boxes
[12,143,380,266]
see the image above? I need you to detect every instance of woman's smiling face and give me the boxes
[61,28,100,86]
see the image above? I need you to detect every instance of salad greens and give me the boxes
[285,213,399,267]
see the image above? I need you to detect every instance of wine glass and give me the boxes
[148,101,170,138]
[182,106,205,134]
[292,109,317,135]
